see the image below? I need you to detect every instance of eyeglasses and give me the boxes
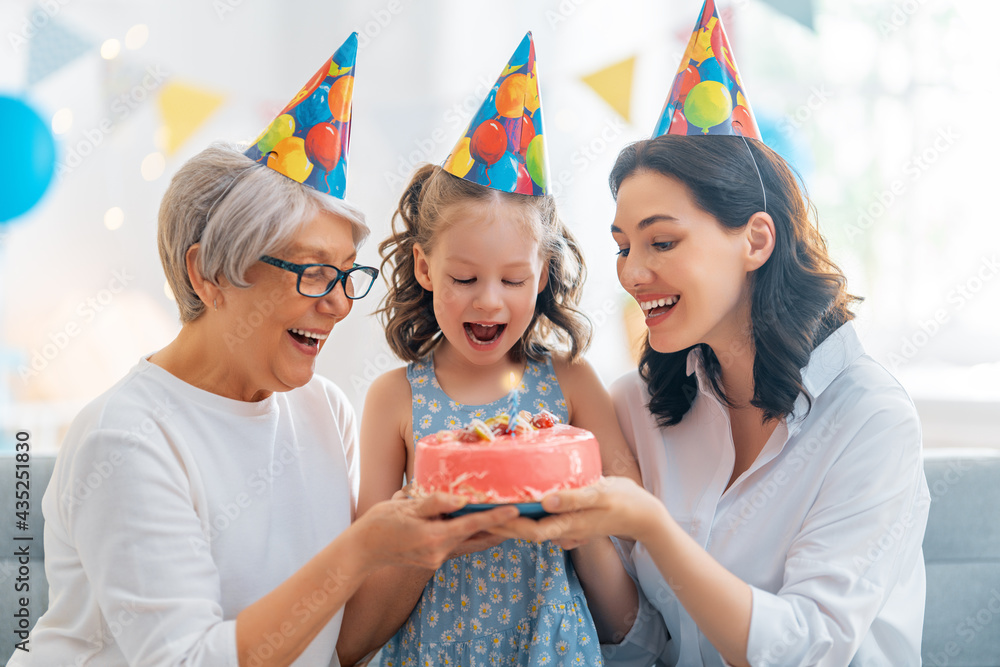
[259,256,379,300]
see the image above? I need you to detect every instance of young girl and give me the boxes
[347,156,644,664]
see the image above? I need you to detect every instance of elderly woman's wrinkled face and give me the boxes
[223,210,356,393]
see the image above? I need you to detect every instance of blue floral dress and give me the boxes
[381,354,604,666]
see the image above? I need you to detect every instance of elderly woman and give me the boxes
[8,142,516,667]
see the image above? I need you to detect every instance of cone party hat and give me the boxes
[443,32,549,195]
[653,0,760,139]
[245,33,357,198]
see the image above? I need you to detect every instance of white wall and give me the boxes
[1,0,997,451]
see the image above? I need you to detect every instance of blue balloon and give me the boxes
[508,34,530,69]
[697,57,725,86]
[471,87,499,130]
[0,96,56,223]
[296,83,332,129]
[530,106,544,137]
[303,157,348,198]
[331,34,358,69]
[652,102,675,137]
[487,152,519,192]
[468,162,488,184]
[327,159,348,198]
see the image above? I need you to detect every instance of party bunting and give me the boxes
[157,81,226,155]
[653,0,760,139]
[581,56,636,123]
[25,10,95,86]
[244,33,357,199]
[442,32,550,196]
[760,0,815,31]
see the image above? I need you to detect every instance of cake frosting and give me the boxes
[413,411,602,504]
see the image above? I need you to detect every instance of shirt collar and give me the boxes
[685,321,866,423]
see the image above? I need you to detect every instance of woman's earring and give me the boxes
[213,299,218,311]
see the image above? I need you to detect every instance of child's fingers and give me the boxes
[391,482,414,501]
[554,537,590,550]
[412,492,467,517]
[448,505,520,536]
[447,532,507,559]
[485,525,521,539]
[486,517,548,541]
[495,514,578,543]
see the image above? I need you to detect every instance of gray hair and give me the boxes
[158,141,369,323]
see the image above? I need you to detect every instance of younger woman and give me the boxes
[496,134,931,667]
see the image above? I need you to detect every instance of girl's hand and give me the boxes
[357,493,519,571]
[488,476,666,545]
[447,530,508,559]
[391,482,414,501]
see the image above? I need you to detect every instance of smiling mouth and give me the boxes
[464,323,506,344]
[639,296,679,318]
[288,328,329,348]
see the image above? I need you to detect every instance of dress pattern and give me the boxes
[381,354,603,666]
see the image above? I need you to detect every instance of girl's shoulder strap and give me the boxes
[521,352,569,423]
[405,355,434,384]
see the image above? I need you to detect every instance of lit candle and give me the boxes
[508,371,519,434]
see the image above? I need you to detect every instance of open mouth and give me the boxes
[288,328,329,348]
[464,322,506,345]
[639,296,679,319]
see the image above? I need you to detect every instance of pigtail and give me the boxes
[378,165,442,362]
[520,211,592,363]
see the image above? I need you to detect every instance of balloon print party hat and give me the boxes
[653,0,761,139]
[443,32,550,195]
[244,33,358,198]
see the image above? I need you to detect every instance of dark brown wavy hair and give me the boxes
[610,135,859,426]
[378,164,591,364]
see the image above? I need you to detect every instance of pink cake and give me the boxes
[413,412,602,504]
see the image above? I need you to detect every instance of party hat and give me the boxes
[244,33,357,198]
[443,32,549,195]
[653,1,760,139]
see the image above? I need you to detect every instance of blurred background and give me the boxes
[1,0,996,452]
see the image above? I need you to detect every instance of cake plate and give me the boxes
[449,502,549,519]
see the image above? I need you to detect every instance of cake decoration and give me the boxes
[414,410,601,504]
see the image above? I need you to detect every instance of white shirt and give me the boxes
[8,357,359,667]
[604,323,930,667]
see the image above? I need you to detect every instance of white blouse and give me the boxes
[9,357,359,667]
[603,323,930,666]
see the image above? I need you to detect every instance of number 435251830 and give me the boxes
[15,431,30,528]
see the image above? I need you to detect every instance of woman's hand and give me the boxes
[355,493,519,571]
[489,476,666,546]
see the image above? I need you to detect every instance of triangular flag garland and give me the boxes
[101,57,171,135]
[25,9,95,86]
[244,33,357,199]
[760,0,815,31]
[581,55,636,123]
[157,81,226,155]
[443,32,549,195]
[653,0,761,139]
